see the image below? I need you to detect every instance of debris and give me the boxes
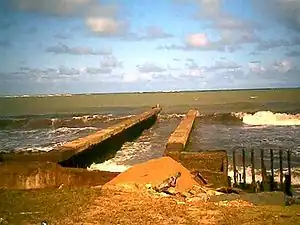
[175,200,186,205]
[216,187,241,194]
[192,171,208,185]
[180,191,192,198]
[216,200,253,207]
[154,172,181,194]
[186,194,208,203]
[19,211,41,215]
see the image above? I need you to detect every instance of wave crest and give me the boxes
[236,111,300,126]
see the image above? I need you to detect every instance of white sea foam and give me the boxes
[50,126,98,134]
[87,138,155,172]
[235,111,300,126]
[88,161,131,172]
[15,146,54,152]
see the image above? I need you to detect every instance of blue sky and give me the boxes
[0,0,300,95]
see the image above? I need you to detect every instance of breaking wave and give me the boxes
[1,111,299,130]
[0,114,133,130]
[88,161,131,173]
[235,111,300,126]
[194,111,300,126]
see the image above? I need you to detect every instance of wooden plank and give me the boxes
[165,109,198,153]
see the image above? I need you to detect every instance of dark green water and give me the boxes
[1,88,299,117]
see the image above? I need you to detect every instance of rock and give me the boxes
[166,187,177,195]
[216,187,241,194]
[186,194,208,203]
[154,172,181,193]
[180,191,192,198]
[206,190,222,197]
[175,200,186,205]
[188,189,197,195]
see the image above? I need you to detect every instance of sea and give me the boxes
[1,88,300,190]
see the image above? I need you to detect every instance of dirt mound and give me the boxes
[103,156,199,193]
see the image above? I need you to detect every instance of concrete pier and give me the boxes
[50,107,161,165]
[165,109,198,159]
[2,107,161,165]
[0,107,161,189]
[164,109,228,188]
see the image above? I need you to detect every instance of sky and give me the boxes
[0,0,300,95]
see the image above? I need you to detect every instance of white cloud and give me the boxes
[248,59,293,74]
[136,63,165,73]
[86,17,125,36]
[273,60,292,73]
[46,44,112,55]
[122,72,139,83]
[100,56,122,68]
[185,69,204,77]
[142,26,173,39]
[248,61,266,74]
[186,33,209,48]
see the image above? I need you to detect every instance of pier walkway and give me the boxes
[164,109,228,187]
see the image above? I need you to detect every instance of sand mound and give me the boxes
[103,156,199,193]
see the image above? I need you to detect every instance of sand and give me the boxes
[103,156,199,193]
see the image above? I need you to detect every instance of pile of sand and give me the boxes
[103,156,199,193]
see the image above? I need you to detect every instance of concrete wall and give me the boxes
[0,161,119,190]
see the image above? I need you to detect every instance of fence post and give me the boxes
[260,149,265,191]
[242,148,246,188]
[285,149,292,196]
[270,149,274,191]
[279,149,283,191]
[287,149,291,177]
[251,148,255,191]
[233,148,237,186]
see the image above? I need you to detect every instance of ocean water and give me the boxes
[1,88,300,186]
